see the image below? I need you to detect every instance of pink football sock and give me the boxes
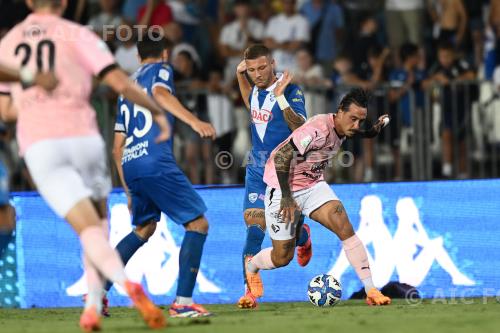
[83,255,104,313]
[80,225,127,288]
[342,234,375,292]
[101,218,109,239]
[248,248,276,273]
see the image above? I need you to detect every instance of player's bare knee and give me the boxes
[135,221,157,240]
[184,216,209,234]
[243,209,266,230]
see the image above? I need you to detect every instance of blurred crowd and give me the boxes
[1,0,500,189]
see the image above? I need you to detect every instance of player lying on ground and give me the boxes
[108,32,216,318]
[236,44,312,309]
[0,0,172,331]
[245,88,392,306]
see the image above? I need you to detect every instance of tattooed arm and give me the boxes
[282,106,306,131]
[275,140,301,223]
[274,71,306,131]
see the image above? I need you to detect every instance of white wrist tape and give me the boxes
[19,67,34,85]
[276,95,290,110]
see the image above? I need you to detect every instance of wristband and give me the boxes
[276,95,290,110]
[19,67,34,86]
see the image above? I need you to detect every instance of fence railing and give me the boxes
[91,80,500,185]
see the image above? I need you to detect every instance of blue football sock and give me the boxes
[296,225,310,247]
[104,231,146,291]
[242,224,265,279]
[0,230,13,257]
[176,231,207,298]
[243,224,265,258]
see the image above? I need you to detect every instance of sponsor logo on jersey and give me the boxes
[251,108,273,124]
[248,193,258,203]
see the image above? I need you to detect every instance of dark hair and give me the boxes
[137,32,171,60]
[399,42,419,63]
[338,88,370,112]
[437,40,455,52]
[244,44,271,60]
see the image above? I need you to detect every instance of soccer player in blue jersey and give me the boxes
[235,44,312,308]
[108,32,216,318]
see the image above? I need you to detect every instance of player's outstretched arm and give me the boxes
[275,141,301,223]
[102,68,171,142]
[236,60,252,110]
[357,114,390,138]
[112,132,132,211]
[274,71,305,131]
[153,86,216,139]
[0,64,58,91]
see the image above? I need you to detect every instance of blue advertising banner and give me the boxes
[2,179,499,308]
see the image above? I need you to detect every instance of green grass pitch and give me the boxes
[1,299,499,333]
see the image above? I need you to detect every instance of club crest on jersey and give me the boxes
[248,193,258,203]
[251,108,273,124]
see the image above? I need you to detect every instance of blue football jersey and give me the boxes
[115,62,177,182]
[248,82,307,168]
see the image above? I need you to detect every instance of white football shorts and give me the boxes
[264,181,339,241]
[24,135,112,218]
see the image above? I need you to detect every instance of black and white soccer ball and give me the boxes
[307,274,342,307]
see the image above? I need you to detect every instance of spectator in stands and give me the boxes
[173,51,214,184]
[121,0,146,24]
[219,0,265,84]
[88,0,122,45]
[291,48,329,118]
[165,21,203,71]
[137,0,173,28]
[206,69,237,184]
[463,0,487,67]
[255,0,275,24]
[350,16,381,74]
[389,42,427,180]
[385,0,424,67]
[428,0,467,48]
[300,0,345,72]
[423,41,475,178]
[114,22,141,74]
[264,0,310,71]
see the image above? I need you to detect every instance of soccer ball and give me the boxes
[307,274,342,307]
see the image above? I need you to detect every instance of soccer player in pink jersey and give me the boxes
[0,0,171,331]
[245,88,392,306]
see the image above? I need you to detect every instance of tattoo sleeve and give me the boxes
[274,140,296,199]
[282,107,306,131]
